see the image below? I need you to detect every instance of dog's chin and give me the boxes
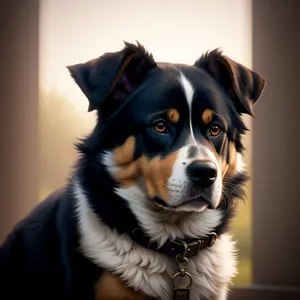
[153,196,210,213]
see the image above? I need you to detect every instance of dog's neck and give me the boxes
[114,181,223,247]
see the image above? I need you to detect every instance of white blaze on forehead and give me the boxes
[179,72,196,142]
[179,72,194,107]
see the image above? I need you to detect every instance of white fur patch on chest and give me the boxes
[73,179,237,300]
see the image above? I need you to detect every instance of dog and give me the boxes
[0,41,265,300]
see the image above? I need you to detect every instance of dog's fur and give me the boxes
[0,42,265,300]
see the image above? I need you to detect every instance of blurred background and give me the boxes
[1,1,299,299]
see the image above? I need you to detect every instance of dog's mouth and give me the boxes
[153,195,211,212]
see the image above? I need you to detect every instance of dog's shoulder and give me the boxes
[0,187,72,297]
[3,187,65,244]
[0,188,64,256]
[0,186,104,299]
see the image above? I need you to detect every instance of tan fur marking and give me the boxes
[145,179,156,199]
[167,108,180,123]
[115,162,139,188]
[228,142,237,167]
[222,164,229,179]
[139,156,158,199]
[224,142,237,179]
[94,272,151,300]
[112,135,178,201]
[156,151,178,201]
[202,109,213,125]
[138,152,178,201]
[114,136,135,166]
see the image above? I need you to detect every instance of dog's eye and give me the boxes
[153,120,169,134]
[209,124,222,137]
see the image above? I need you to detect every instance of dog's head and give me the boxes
[68,42,265,214]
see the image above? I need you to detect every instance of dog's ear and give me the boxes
[67,41,156,113]
[195,49,266,116]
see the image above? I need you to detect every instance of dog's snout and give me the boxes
[187,161,217,187]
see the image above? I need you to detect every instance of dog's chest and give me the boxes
[84,233,236,300]
[94,272,153,300]
[75,182,236,299]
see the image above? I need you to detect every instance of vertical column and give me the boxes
[0,0,39,244]
[252,0,300,286]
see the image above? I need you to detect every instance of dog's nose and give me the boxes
[187,161,217,187]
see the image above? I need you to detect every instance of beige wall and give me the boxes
[40,0,253,106]
[0,1,39,244]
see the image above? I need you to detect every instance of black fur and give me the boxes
[0,187,101,299]
[0,41,265,299]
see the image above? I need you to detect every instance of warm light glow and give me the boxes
[39,0,252,113]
